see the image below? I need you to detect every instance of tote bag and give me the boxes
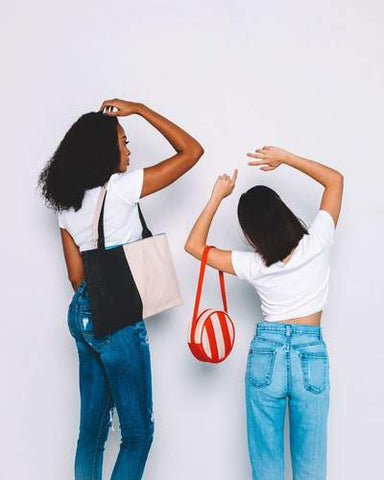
[81,180,183,337]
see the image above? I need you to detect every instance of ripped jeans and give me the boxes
[67,279,154,480]
[246,322,330,480]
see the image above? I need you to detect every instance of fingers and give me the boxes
[99,99,113,111]
[247,152,266,159]
[247,159,267,164]
[217,170,238,186]
[247,146,273,158]
[220,173,231,180]
[248,161,274,170]
[104,106,119,116]
[247,148,273,168]
[98,99,119,115]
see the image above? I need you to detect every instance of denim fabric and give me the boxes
[67,279,154,480]
[245,322,330,480]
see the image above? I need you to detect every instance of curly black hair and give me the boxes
[37,111,120,212]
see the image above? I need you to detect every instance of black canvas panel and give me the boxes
[81,184,153,337]
[81,247,143,337]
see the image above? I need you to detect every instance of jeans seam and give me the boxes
[92,396,112,479]
[286,350,291,395]
[132,433,153,480]
[135,327,153,427]
[132,327,153,480]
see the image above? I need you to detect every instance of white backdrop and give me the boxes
[1,1,383,479]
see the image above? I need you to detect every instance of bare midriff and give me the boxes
[276,310,322,326]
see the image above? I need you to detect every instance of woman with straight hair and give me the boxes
[38,98,204,480]
[185,146,343,480]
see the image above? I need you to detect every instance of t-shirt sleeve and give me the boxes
[231,250,260,282]
[308,209,336,248]
[57,212,66,229]
[113,168,144,205]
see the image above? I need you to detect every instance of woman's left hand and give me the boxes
[211,169,238,202]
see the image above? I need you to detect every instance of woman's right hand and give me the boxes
[98,98,143,116]
[211,170,238,202]
[247,146,291,171]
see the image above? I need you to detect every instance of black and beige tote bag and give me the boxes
[81,180,183,336]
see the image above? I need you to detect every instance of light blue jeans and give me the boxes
[245,322,330,480]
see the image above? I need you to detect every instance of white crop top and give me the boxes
[57,168,144,252]
[231,209,336,321]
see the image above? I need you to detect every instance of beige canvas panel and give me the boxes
[123,233,183,318]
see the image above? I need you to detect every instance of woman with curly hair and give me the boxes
[185,146,343,479]
[38,99,204,480]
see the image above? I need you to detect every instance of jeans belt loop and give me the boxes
[286,324,291,337]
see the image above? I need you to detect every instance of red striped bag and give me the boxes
[188,245,235,363]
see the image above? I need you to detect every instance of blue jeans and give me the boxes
[67,279,154,480]
[245,322,330,480]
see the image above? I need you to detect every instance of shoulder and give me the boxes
[110,168,144,205]
[231,249,262,281]
[308,209,336,249]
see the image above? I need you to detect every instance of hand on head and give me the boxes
[98,98,142,117]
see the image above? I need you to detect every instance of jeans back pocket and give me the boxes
[299,352,329,394]
[246,347,277,388]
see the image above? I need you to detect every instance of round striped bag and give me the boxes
[188,245,235,363]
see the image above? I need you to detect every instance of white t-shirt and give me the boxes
[231,209,336,321]
[57,168,144,252]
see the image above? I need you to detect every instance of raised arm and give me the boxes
[99,99,204,198]
[184,170,238,274]
[247,146,344,227]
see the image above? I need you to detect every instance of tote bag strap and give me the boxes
[92,183,108,249]
[192,245,228,324]
[92,182,153,250]
[137,204,153,239]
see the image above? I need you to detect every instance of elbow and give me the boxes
[333,171,344,186]
[335,171,344,181]
[195,143,205,159]
[184,241,204,260]
[184,241,194,256]
[187,142,204,164]
[327,170,343,188]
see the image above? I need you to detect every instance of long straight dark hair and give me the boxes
[237,185,309,267]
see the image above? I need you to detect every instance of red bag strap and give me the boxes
[192,245,228,324]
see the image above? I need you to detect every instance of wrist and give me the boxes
[284,152,298,166]
[135,103,147,115]
[209,195,222,207]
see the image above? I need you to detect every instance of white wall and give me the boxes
[1,1,383,478]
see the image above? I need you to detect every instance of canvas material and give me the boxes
[122,233,183,318]
[93,182,183,320]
